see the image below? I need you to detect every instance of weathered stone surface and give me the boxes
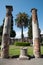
[1,5,13,58]
[19,47,29,60]
[31,8,41,58]
[33,38,40,58]
[31,8,37,23]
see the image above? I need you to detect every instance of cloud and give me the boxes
[23,30,28,37]
[41,30,43,34]
[15,30,28,39]
[15,30,43,39]
[15,31,21,38]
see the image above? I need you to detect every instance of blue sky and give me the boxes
[0,0,43,38]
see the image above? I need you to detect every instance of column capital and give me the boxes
[31,8,38,22]
[31,8,37,12]
[6,5,13,16]
[6,5,13,11]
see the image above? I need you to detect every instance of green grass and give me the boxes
[9,45,20,56]
[0,45,43,56]
[9,45,33,56]
[27,46,33,55]
[41,46,43,55]
[9,45,43,56]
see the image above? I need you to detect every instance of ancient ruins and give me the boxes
[1,6,41,59]
[31,8,40,58]
[1,6,13,58]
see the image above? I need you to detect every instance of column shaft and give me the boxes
[1,6,13,58]
[31,8,41,58]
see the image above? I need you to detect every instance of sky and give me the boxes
[0,0,43,38]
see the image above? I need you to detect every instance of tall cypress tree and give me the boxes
[28,16,32,39]
[10,15,16,37]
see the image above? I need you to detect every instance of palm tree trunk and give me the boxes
[21,26,24,42]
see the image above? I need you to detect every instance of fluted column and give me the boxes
[1,6,13,58]
[31,8,41,58]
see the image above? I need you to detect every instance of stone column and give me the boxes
[1,6,13,58]
[19,47,29,60]
[31,8,41,58]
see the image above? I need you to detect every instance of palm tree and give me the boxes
[15,12,29,41]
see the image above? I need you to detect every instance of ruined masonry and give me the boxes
[31,8,40,58]
[1,6,13,58]
[1,6,41,59]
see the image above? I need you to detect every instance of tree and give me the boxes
[15,12,29,41]
[28,16,32,39]
[0,15,16,37]
[0,25,3,36]
[10,15,16,37]
[0,25,3,44]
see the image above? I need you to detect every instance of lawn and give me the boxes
[0,45,43,56]
[9,45,43,56]
[9,45,33,56]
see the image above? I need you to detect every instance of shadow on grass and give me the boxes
[28,54,43,59]
[7,54,43,59]
[0,47,1,50]
[27,55,35,60]
[10,55,35,60]
[10,55,19,59]
[41,55,43,58]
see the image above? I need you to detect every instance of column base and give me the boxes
[18,47,29,60]
[18,55,29,60]
[34,55,41,58]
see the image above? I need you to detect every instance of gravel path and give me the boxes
[0,58,43,65]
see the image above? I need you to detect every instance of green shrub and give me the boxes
[41,42,43,46]
[14,42,30,46]
[0,36,2,45]
[0,36,2,42]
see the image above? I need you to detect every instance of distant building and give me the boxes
[10,37,32,44]
[10,34,43,45]
[41,34,43,38]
